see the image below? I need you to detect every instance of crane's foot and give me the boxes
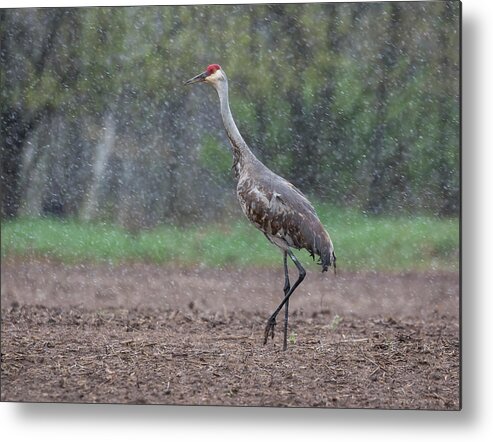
[263,316,277,345]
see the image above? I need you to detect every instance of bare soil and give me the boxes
[1,260,460,409]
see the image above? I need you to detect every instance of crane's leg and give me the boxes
[282,251,291,351]
[264,250,306,350]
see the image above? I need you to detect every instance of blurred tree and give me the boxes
[366,2,403,214]
[1,9,65,217]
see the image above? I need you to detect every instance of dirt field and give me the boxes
[1,260,460,409]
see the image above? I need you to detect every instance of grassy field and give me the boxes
[1,206,459,271]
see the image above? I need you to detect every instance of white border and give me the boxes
[2,1,492,441]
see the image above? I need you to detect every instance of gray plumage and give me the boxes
[236,158,335,273]
[185,65,336,349]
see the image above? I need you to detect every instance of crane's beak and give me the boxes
[184,71,208,85]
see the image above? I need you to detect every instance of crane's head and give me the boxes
[184,64,225,86]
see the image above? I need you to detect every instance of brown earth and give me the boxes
[1,260,460,409]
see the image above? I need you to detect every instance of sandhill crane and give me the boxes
[185,64,336,350]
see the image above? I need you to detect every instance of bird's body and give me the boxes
[185,64,335,350]
[236,158,334,272]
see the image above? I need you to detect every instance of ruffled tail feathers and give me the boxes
[320,250,336,274]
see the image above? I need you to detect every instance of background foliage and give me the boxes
[1,2,460,229]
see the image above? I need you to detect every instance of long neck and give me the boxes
[214,77,254,176]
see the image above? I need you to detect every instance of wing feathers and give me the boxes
[237,170,335,272]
